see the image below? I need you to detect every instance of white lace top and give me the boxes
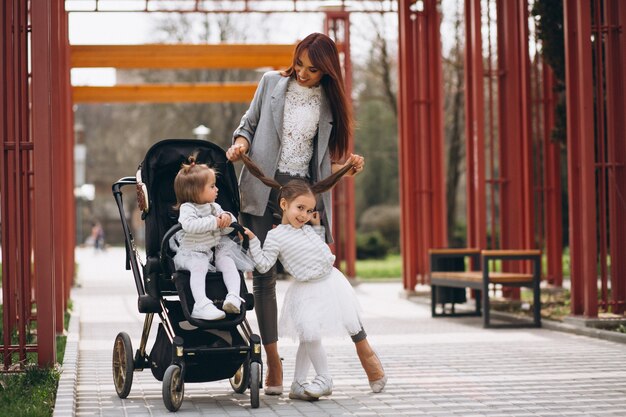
[277,79,322,177]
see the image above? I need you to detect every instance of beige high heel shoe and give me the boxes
[264,357,283,395]
[356,341,387,393]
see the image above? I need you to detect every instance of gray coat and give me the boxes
[233,71,334,240]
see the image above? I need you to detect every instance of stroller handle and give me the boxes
[160,222,250,267]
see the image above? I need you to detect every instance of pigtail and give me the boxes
[240,154,282,190]
[310,161,354,194]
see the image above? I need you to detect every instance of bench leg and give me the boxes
[431,284,437,317]
[533,261,542,327]
[475,290,482,316]
[482,279,490,328]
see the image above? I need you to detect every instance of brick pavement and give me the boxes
[59,248,626,417]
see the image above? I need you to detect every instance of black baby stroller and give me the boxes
[111,139,262,411]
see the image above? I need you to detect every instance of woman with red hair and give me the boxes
[227,32,386,396]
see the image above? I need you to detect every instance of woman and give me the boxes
[227,32,386,395]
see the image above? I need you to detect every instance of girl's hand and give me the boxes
[338,154,365,177]
[226,140,248,162]
[309,211,321,226]
[243,227,256,239]
[217,214,231,228]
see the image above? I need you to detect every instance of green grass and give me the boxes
[0,367,60,417]
[0,300,72,417]
[354,254,402,280]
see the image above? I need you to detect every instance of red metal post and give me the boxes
[324,11,356,279]
[563,0,598,317]
[603,0,626,314]
[32,0,58,365]
[397,0,447,291]
[464,0,487,253]
[542,67,563,287]
[496,0,535,292]
[398,0,419,290]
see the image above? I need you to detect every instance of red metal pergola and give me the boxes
[397,0,626,318]
[3,0,626,368]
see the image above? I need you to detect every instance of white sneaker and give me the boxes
[304,375,332,398]
[288,381,318,401]
[222,293,243,314]
[191,301,225,321]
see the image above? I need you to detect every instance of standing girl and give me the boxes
[173,156,249,320]
[227,32,386,394]
[241,155,368,399]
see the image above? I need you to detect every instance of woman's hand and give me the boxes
[226,138,249,162]
[333,154,365,177]
[243,227,256,239]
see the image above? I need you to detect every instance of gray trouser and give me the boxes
[240,172,366,345]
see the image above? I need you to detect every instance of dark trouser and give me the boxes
[240,172,367,345]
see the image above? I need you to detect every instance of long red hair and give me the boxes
[282,33,353,161]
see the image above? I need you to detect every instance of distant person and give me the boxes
[91,222,105,251]
[227,32,385,395]
[171,155,252,320]
[241,154,379,400]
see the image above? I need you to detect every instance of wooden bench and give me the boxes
[429,248,542,328]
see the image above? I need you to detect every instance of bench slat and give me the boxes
[431,271,534,284]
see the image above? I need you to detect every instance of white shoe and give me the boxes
[191,302,225,320]
[222,293,243,314]
[288,381,318,401]
[304,375,332,398]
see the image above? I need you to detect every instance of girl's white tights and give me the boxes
[215,252,241,296]
[188,261,210,307]
[293,339,329,383]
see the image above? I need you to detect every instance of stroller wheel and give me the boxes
[250,361,261,409]
[229,361,250,394]
[112,332,134,398]
[162,365,184,412]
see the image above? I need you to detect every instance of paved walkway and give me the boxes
[65,247,626,416]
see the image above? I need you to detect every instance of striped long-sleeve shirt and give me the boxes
[248,224,336,282]
[176,202,235,253]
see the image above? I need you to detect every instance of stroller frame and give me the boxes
[111,139,262,411]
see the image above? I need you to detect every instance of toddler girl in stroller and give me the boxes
[172,155,253,320]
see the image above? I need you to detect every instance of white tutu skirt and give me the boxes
[279,267,362,342]
[172,236,254,274]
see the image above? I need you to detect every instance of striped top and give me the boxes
[176,202,235,253]
[248,224,335,282]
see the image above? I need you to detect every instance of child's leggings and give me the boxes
[293,339,329,383]
[187,253,240,308]
[215,249,241,297]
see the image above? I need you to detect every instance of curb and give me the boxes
[53,303,80,417]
